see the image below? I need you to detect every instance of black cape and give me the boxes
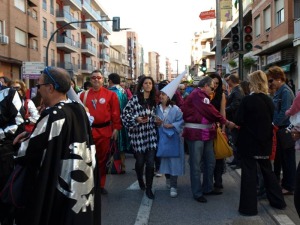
[16,100,101,225]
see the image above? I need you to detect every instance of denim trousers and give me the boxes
[187,139,215,199]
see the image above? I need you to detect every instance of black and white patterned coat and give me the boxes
[121,95,157,152]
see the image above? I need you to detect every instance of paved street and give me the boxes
[102,153,300,225]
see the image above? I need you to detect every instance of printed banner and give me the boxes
[220,0,232,21]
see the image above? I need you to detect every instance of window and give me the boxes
[264,7,271,31]
[43,46,47,63]
[43,18,47,38]
[254,16,261,37]
[51,49,55,66]
[50,22,54,36]
[43,0,47,11]
[14,0,25,12]
[32,39,38,50]
[275,0,284,25]
[15,28,26,46]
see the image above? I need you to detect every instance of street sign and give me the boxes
[22,62,45,79]
[199,10,216,20]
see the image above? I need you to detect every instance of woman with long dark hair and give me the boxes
[208,73,227,190]
[121,76,158,199]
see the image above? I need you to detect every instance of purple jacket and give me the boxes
[182,88,227,141]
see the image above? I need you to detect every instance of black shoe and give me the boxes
[239,210,258,216]
[195,196,207,203]
[270,203,287,210]
[100,188,108,195]
[145,188,155,199]
[204,190,223,195]
[138,180,146,191]
[120,170,126,174]
[214,184,224,189]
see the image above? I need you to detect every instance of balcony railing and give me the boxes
[82,64,94,71]
[81,43,97,56]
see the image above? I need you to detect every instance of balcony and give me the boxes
[56,35,79,53]
[81,23,97,38]
[82,2,101,21]
[99,36,110,48]
[99,19,112,35]
[99,53,110,63]
[294,18,300,47]
[81,43,97,56]
[81,63,94,74]
[56,10,78,30]
[56,61,79,75]
[61,0,81,11]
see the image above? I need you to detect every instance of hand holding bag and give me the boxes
[106,141,122,174]
[213,126,233,159]
[156,127,180,157]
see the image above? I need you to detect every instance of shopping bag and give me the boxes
[156,127,180,157]
[106,141,122,174]
[0,164,26,208]
[213,126,233,159]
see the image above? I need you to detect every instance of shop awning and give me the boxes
[281,63,293,72]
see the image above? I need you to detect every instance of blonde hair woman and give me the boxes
[10,80,40,132]
[235,70,286,216]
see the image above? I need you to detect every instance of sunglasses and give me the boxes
[91,76,102,80]
[42,67,60,89]
[268,79,274,83]
[36,83,50,89]
[13,86,21,91]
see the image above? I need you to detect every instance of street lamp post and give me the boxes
[45,17,120,67]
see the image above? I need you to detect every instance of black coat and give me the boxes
[236,93,274,157]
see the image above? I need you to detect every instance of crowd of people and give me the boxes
[0,65,300,225]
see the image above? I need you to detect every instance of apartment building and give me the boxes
[109,45,130,82]
[0,0,40,83]
[148,51,160,82]
[209,0,300,87]
[0,0,113,87]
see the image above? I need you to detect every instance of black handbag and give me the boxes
[277,128,295,150]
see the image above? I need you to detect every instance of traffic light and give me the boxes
[200,58,207,73]
[231,26,241,51]
[112,17,120,31]
[243,25,253,51]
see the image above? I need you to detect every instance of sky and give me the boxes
[100,0,214,72]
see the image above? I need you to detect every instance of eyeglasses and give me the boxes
[13,86,21,91]
[268,79,274,83]
[36,83,50,89]
[42,67,60,89]
[91,76,103,80]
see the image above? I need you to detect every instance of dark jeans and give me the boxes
[274,142,296,192]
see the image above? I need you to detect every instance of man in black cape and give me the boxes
[14,67,101,225]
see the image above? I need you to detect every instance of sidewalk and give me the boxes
[231,150,300,225]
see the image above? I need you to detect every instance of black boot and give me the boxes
[136,164,145,191]
[145,167,155,199]
[138,179,145,191]
[146,187,154,199]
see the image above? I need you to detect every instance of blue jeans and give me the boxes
[187,139,215,199]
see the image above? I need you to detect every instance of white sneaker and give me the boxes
[166,179,171,189]
[170,187,178,198]
[155,173,162,177]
